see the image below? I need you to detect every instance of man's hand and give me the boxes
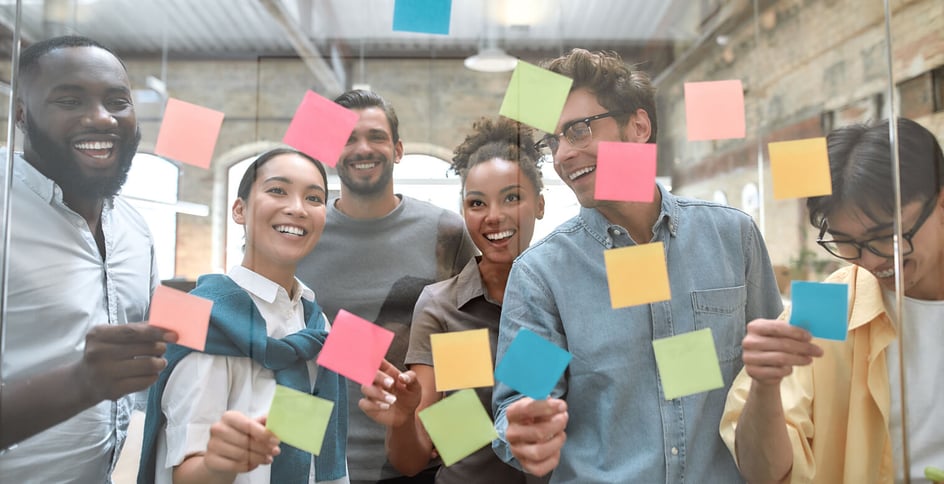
[742,318,823,387]
[504,397,568,477]
[76,323,177,403]
[358,359,422,427]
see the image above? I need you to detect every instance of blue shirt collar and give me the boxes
[579,183,679,247]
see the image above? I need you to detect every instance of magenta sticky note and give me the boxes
[154,98,224,169]
[594,142,657,202]
[684,80,746,141]
[148,285,213,351]
[283,90,359,167]
[316,309,395,386]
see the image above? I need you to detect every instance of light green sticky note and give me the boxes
[418,389,498,466]
[499,60,573,133]
[652,328,724,400]
[265,385,335,455]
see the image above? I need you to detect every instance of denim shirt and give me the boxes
[493,184,783,483]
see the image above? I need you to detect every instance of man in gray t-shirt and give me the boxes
[296,90,475,484]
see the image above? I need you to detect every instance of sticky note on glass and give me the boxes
[148,285,212,351]
[494,329,571,399]
[499,61,573,134]
[652,328,724,400]
[393,0,452,35]
[316,309,395,386]
[431,329,493,391]
[283,90,359,167]
[266,385,335,455]
[418,389,497,466]
[594,142,657,202]
[769,137,832,200]
[789,281,849,341]
[604,242,671,309]
[684,80,746,141]
[153,98,224,169]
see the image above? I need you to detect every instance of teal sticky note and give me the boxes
[418,389,498,466]
[652,328,725,400]
[499,61,573,134]
[789,281,849,341]
[494,329,571,399]
[393,0,452,35]
[266,385,335,455]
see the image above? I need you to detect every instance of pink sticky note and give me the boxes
[283,90,360,167]
[594,142,657,202]
[148,285,213,351]
[684,80,746,141]
[316,309,395,386]
[153,98,224,169]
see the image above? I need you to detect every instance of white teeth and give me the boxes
[275,225,305,236]
[353,163,377,170]
[874,268,895,278]
[485,230,514,241]
[74,141,114,151]
[569,166,595,181]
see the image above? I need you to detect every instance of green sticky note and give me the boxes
[652,328,724,400]
[418,389,498,466]
[499,60,573,133]
[926,466,944,481]
[266,385,335,455]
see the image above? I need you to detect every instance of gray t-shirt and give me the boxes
[296,195,475,483]
[406,257,547,484]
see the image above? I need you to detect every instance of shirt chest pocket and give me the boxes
[691,285,747,362]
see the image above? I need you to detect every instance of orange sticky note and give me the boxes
[430,329,493,391]
[684,80,746,141]
[594,142,658,202]
[283,90,360,167]
[148,285,213,351]
[154,98,224,169]
[604,242,671,309]
[769,137,832,200]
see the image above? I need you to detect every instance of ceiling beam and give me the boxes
[257,0,344,98]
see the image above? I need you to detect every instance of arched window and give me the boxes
[122,153,181,279]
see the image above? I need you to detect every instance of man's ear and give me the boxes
[620,108,653,144]
[14,100,26,134]
[394,139,404,163]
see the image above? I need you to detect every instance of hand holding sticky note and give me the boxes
[266,385,335,455]
[431,329,494,391]
[494,329,571,399]
[283,90,360,167]
[418,389,497,466]
[604,242,671,309]
[148,285,213,351]
[316,309,395,386]
[652,328,724,400]
[789,281,849,341]
[769,137,832,200]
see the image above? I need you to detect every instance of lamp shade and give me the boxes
[464,47,518,73]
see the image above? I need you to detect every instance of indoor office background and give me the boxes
[0,0,941,481]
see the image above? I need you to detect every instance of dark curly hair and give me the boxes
[542,48,657,143]
[451,117,543,195]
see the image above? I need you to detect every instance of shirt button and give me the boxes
[610,228,621,235]
[671,447,679,456]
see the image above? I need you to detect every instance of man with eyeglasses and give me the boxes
[491,49,783,482]
[721,117,944,483]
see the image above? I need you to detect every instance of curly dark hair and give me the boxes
[451,116,543,193]
[542,48,657,143]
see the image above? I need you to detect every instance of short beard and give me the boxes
[25,113,141,199]
[337,154,394,197]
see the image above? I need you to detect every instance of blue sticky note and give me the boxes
[393,0,452,35]
[789,281,849,341]
[494,329,572,399]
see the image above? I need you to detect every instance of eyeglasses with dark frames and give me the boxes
[533,112,623,157]
[816,195,939,260]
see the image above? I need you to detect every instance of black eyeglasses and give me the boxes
[533,112,623,157]
[816,195,939,260]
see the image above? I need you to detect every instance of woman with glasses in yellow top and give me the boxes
[720,117,944,484]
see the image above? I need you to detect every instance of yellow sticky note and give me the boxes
[418,389,498,467]
[652,328,724,400]
[266,385,335,455]
[431,329,494,391]
[769,137,832,200]
[499,60,573,133]
[604,242,671,309]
